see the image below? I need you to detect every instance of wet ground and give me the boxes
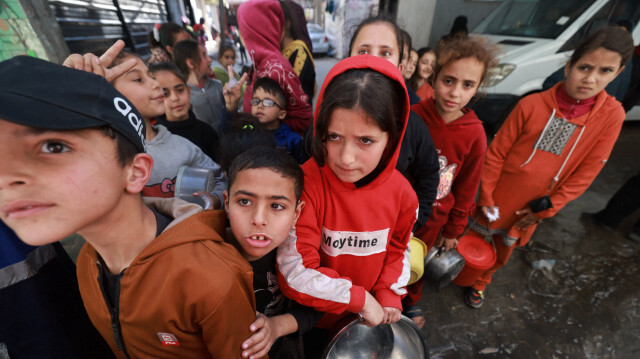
[417,122,640,359]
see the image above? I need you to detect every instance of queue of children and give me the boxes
[0,5,636,358]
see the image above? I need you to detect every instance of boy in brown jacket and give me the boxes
[0,56,257,358]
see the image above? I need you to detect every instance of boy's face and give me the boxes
[0,119,133,246]
[250,88,286,130]
[112,57,165,120]
[224,167,303,261]
[155,70,191,121]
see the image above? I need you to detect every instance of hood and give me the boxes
[412,97,482,129]
[133,197,227,263]
[314,55,410,187]
[149,124,171,145]
[518,82,621,184]
[237,0,284,67]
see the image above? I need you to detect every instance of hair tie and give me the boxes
[153,24,161,42]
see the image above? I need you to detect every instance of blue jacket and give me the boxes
[271,122,305,163]
[0,221,114,358]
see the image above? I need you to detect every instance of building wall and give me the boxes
[395,0,437,49]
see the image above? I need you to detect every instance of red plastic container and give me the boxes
[452,233,497,287]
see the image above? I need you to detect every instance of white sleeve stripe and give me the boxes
[390,245,411,296]
[277,229,352,305]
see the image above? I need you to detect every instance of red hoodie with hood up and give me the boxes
[237,0,312,135]
[277,56,418,329]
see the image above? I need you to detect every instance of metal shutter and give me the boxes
[49,0,168,56]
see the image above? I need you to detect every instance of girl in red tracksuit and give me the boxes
[404,35,500,327]
[277,55,418,356]
[465,26,634,309]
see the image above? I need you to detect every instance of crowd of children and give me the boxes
[0,3,636,358]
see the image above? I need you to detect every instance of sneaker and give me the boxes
[464,287,484,309]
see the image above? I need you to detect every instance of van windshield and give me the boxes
[476,0,597,39]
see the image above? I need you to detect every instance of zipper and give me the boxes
[96,260,132,359]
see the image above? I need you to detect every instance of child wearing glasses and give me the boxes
[251,77,304,163]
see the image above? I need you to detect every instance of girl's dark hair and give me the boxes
[253,77,287,107]
[311,68,405,167]
[280,0,301,41]
[219,113,277,173]
[149,62,187,84]
[569,26,634,68]
[409,47,434,91]
[148,28,162,48]
[159,22,186,52]
[228,146,304,201]
[400,29,412,56]
[434,35,500,87]
[348,15,404,65]
[172,39,201,76]
[449,16,468,37]
[217,45,236,61]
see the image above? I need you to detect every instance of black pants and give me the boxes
[622,54,640,112]
[302,327,331,359]
[594,171,640,230]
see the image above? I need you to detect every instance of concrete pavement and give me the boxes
[417,123,640,358]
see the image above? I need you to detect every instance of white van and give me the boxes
[471,0,640,132]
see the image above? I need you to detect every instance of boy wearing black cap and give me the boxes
[0,56,258,359]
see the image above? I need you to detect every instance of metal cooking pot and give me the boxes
[322,315,429,359]
[423,246,466,288]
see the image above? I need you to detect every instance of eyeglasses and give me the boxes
[250,98,283,108]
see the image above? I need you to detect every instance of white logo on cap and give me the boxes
[114,97,146,150]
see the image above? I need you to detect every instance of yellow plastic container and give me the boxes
[408,237,428,285]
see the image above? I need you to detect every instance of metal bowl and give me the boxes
[389,316,429,358]
[322,315,429,359]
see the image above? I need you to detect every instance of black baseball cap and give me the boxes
[0,56,146,152]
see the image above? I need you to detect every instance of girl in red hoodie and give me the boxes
[466,26,634,309]
[405,35,499,326]
[409,47,437,101]
[277,56,418,357]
